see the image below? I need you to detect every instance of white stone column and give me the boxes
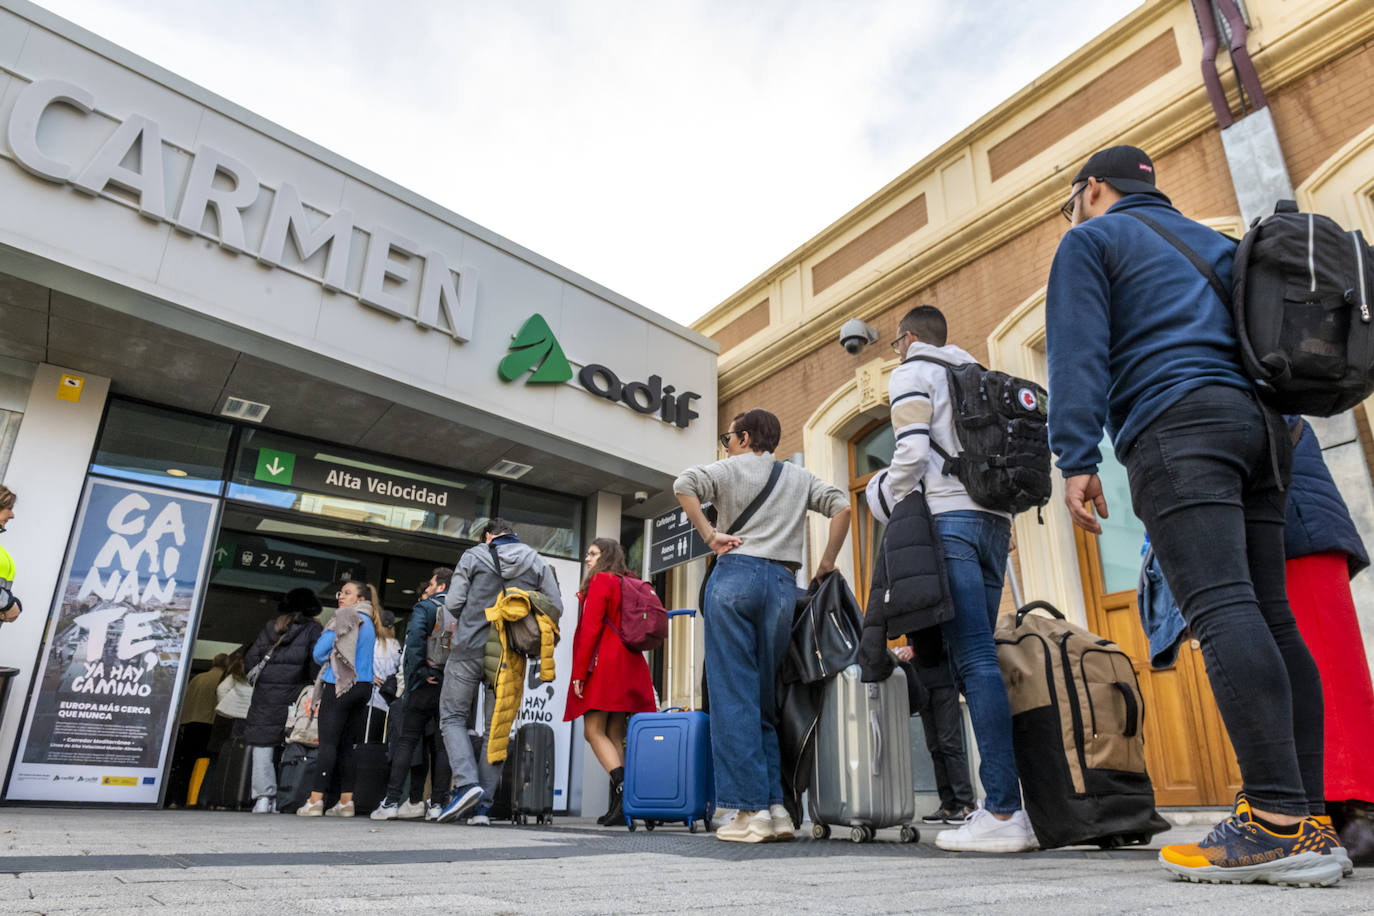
[0,363,109,775]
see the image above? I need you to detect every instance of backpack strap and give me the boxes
[487,543,511,597]
[725,460,784,536]
[1122,210,1231,308]
[896,353,967,478]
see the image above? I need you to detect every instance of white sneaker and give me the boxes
[711,808,737,830]
[768,804,795,841]
[296,799,324,817]
[397,800,427,820]
[468,813,491,826]
[426,803,442,822]
[715,809,775,844]
[370,799,399,821]
[934,805,1038,853]
[251,796,275,815]
[325,800,355,818]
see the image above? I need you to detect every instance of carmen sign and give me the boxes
[4,79,477,341]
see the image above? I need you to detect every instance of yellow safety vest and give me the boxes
[0,542,14,588]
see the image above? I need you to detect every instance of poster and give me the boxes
[5,478,218,803]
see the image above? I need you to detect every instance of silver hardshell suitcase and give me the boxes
[809,663,918,843]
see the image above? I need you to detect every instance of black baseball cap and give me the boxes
[1072,145,1166,198]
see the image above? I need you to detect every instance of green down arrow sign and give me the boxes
[254,448,296,485]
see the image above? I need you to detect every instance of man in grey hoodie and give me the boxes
[435,518,564,823]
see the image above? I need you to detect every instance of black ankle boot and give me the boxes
[597,768,625,826]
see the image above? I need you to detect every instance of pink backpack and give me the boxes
[609,575,669,652]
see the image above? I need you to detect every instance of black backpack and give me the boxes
[1127,202,1374,417]
[903,355,1052,515]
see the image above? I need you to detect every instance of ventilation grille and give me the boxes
[486,458,533,480]
[221,396,271,422]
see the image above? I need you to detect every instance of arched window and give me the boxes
[848,419,894,608]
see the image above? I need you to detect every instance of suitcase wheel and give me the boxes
[645,820,656,831]
[849,826,868,843]
[627,819,637,832]
[812,823,830,840]
[900,825,920,844]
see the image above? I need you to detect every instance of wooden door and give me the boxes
[1073,442,1241,807]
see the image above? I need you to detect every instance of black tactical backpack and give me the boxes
[903,355,1052,515]
[1127,201,1374,417]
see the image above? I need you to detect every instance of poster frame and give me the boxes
[2,474,221,806]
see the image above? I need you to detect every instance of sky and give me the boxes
[35,0,1143,327]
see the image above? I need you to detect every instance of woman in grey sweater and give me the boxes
[674,408,850,843]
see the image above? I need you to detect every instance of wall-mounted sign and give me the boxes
[242,445,475,515]
[5,78,477,342]
[5,478,218,804]
[499,313,702,428]
[646,507,711,576]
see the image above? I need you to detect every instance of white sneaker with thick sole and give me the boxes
[715,809,775,844]
[934,806,1038,853]
[426,803,441,822]
[370,799,400,821]
[397,800,427,820]
[296,799,324,817]
[251,796,275,815]
[325,800,355,818]
[711,808,737,831]
[768,804,795,841]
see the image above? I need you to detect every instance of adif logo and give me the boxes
[498,314,574,384]
[498,313,702,428]
[1018,388,1039,412]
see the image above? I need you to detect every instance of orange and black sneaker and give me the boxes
[1159,814,1343,887]
[1233,791,1352,878]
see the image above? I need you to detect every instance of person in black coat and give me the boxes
[243,587,324,813]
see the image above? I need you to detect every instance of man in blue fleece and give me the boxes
[1046,146,1341,887]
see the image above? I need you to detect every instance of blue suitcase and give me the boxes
[623,609,713,832]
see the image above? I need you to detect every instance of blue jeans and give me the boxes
[703,553,794,810]
[1124,385,1320,816]
[935,509,1021,815]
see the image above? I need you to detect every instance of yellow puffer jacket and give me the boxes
[484,588,558,764]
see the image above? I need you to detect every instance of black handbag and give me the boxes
[785,571,863,685]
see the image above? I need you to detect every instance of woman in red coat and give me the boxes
[564,538,656,826]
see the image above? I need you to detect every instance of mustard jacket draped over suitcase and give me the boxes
[484,590,558,764]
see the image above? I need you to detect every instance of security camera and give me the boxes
[633,491,649,505]
[839,318,879,355]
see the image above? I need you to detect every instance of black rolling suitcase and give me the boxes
[276,742,317,813]
[509,722,555,825]
[995,597,1169,849]
[349,704,390,816]
[200,736,253,810]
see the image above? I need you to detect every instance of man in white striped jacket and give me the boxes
[884,304,1036,853]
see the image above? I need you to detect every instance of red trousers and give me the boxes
[1286,551,1374,803]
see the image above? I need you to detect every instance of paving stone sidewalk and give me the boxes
[0,808,1366,914]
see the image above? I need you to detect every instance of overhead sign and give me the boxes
[647,507,711,576]
[5,78,478,342]
[242,446,475,514]
[5,478,218,804]
[499,313,702,428]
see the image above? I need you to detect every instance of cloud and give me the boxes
[35,0,1142,324]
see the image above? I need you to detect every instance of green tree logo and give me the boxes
[498,314,573,383]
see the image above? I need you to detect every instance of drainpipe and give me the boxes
[1191,0,1293,226]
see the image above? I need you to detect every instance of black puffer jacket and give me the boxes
[243,614,323,746]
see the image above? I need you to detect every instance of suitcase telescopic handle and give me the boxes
[668,609,697,710]
[869,709,882,778]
